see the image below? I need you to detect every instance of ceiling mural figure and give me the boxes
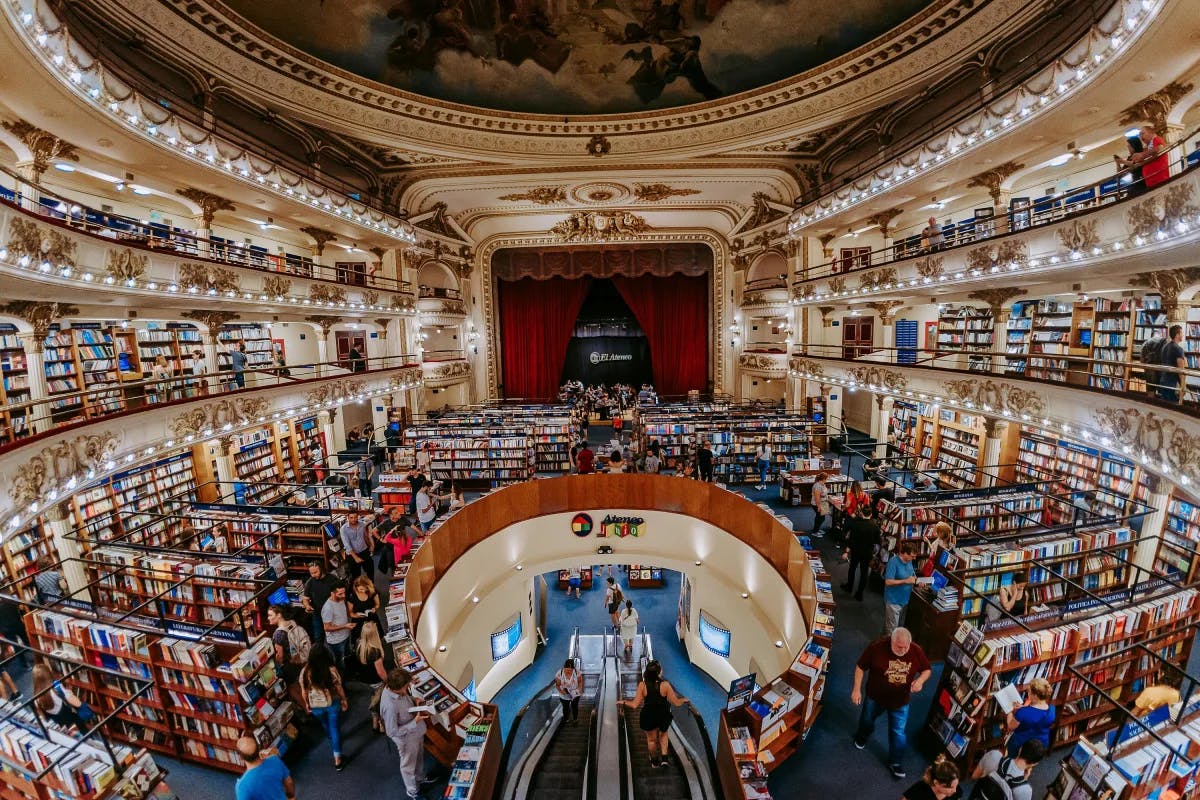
[219,0,936,114]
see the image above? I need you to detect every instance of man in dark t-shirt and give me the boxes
[1158,324,1187,403]
[301,563,333,644]
[870,476,895,513]
[576,443,595,474]
[695,438,714,482]
[852,628,932,779]
[408,469,428,516]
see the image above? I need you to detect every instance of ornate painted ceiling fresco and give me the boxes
[219,0,936,115]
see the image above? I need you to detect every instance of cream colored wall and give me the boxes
[415,509,807,702]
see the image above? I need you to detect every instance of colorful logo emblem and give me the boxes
[571,513,593,537]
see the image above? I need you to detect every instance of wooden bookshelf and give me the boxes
[1027,299,1074,383]
[135,325,204,401]
[215,324,272,390]
[1013,427,1149,522]
[936,305,995,372]
[927,587,1200,771]
[1004,301,1034,376]
[0,519,51,601]
[0,325,31,443]
[221,511,346,579]
[1131,297,1168,393]
[68,454,197,550]
[1156,492,1200,584]
[404,427,533,487]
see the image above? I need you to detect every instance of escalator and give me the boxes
[620,705,692,800]
[528,696,596,797]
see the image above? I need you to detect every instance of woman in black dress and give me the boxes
[348,575,381,641]
[618,660,690,768]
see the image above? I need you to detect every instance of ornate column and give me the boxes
[318,408,346,463]
[0,301,80,433]
[1120,81,1194,145]
[176,188,236,258]
[867,208,904,259]
[979,418,1007,487]
[1,120,79,212]
[1130,268,1200,325]
[368,247,387,286]
[42,504,86,592]
[871,394,893,447]
[1133,475,1171,573]
[305,315,339,370]
[966,161,1024,235]
[967,287,1028,373]
[182,310,240,389]
[867,301,905,351]
[300,227,339,271]
[211,436,239,497]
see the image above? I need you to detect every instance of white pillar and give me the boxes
[1134,476,1172,574]
[13,161,41,213]
[871,395,893,445]
[43,505,86,593]
[22,332,51,434]
[979,419,1005,487]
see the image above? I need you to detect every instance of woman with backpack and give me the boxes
[32,664,94,732]
[603,576,624,629]
[268,605,311,712]
[968,738,1044,800]
[301,647,349,771]
[618,600,640,653]
[353,620,391,732]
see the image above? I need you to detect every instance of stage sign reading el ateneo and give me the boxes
[562,336,652,385]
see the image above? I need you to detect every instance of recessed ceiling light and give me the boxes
[53,163,76,172]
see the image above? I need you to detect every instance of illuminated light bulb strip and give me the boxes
[786,0,1160,234]
[0,247,420,314]
[0,372,426,537]
[7,0,418,245]
[786,365,1195,490]
[784,210,1200,306]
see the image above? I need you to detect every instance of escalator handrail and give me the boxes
[670,702,723,800]
[496,677,560,800]
[617,694,632,800]
[597,655,623,800]
[585,706,600,800]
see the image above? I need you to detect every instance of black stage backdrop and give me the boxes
[561,336,653,386]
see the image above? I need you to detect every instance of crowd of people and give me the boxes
[559,381,658,417]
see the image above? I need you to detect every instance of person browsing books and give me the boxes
[235,736,295,800]
[380,668,434,799]
[852,627,932,780]
[884,543,920,635]
[340,512,374,581]
[1004,678,1054,758]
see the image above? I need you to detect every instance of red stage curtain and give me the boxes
[498,277,591,400]
[611,274,709,396]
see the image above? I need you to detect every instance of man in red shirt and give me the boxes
[851,627,932,780]
[576,442,595,474]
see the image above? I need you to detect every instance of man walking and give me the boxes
[320,582,353,671]
[380,668,434,799]
[842,506,881,601]
[695,438,714,482]
[883,542,918,635]
[851,627,932,780]
[301,562,333,644]
[1158,324,1187,403]
[340,511,374,580]
[576,441,595,474]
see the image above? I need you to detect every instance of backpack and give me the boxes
[611,584,624,605]
[284,621,312,665]
[968,757,1026,800]
[1141,336,1166,365]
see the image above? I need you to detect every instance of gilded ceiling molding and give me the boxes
[262,275,293,298]
[866,301,905,326]
[828,277,847,295]
[966,287,1026,320]
[498,187,567,205]
[585,136,612,157]
[0,119,79,181]
[304,315,341,337]
[104,248,149,284]
[550,211,650,242]
[817,233,837,259]
[866,209,904,239]
[9,432,120,509]
[1126,184,1200,239]
[0,301,80,341]
[788,357,827,378]
[5,218,77,268]
[391,294,416,312]
[964,239,1028,273]
[363,290,380,307]
[1128,268,1200,320]
[306,379,367,407]
[308,284,348,305]
[741,193,789,232]
[633,184,701,202]
[177,262,240,294]
[426,361,472,386]
[175,188,235,228]
[1055,219,1100,253]
[1093,407,1200,476]
[856,268,898,292]
[299,226,338,257]
[965,161,1025,204]
[914,255,944,280]
[169,396,272,438]
[737,352,787,372]
[816,306,837,327]
[941,378,1045,417]
[1118,81,1195,136]
[181,310,241,342]
[847,365,908,393]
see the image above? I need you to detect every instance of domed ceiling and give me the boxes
[219,0,937,115]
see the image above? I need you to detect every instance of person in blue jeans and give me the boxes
[230,342,248,389]
[883,543,919,635]
[301,647,348,771]
[852,627,932,780]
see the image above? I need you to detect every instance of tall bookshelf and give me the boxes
[215,324,273,390]
[0,519,52,601]
[937,306,995,372]
[68,454,197,550]
[1004,302,1034,375]
[530,415,574,472]
[135,325,204,401]
[1185,306,1200,398]
[0,325,30,443]
[1090,298,1135,391]
[227,427,292,505]
[222,511,346,579]
[1131,297,1167,393]
[1027,299,1073,382]
[1013,427,1149,522]
[927,587,1200,770]
[1156,492,1200,583]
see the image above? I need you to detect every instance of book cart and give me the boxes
[12,555,296,773]
[0,644,174,800]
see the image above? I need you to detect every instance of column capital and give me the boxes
[966,287,1027,322]
[373,318,392,339]
[304,315,340,338]
[1,119,79,182]
[300,226,339,258]
[1130,268,1200,322]
[181,310,242,343]
[1119,81,1195,136]
[176,188,236,229]
[0,301,80,341]
[866,300,905,326]
[966,161,1025,205]
[866,208,904,240]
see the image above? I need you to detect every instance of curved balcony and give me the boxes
[739,284,791,312]
[417,286,468,323]
[0,179,416,315]
[421,349,471,387]
[0,354,422,523]
[787,344,1200,498]
[737,350,790,378]
[790,135,1200,305]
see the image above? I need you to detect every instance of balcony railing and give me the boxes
[791,125,1200,295]
[419,286,464,300]
[0,164,415,296]
[0,352,419,455]
[422,348,467,363]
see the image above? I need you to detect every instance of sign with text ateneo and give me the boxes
[590,351,634,364]
[571,513,645,537]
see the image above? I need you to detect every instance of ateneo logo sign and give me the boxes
[599,515,645,538]
[589,351,633,364]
